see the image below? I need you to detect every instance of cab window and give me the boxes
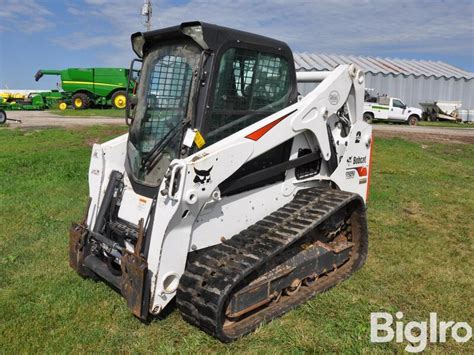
[392,99,405,109]
[207,47,291,145]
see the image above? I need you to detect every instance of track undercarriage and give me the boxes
[177,187,368,342]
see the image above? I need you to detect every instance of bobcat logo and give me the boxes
[193,166,213,185]
[329,90,340,105]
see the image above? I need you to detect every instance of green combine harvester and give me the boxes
[35,67,132,110]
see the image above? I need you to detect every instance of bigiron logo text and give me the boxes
[370,312,472,353]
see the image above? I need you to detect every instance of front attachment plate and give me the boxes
[69,222,95,278]
[120,251,148,320]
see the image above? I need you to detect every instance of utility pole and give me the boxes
[142,0,152,31]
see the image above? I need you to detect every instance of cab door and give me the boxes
[388,98,406,120]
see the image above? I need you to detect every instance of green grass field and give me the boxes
[49,108,125,118]
[0,127,473,353]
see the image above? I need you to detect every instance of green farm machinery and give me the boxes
[35,67,133,110]
[0,91,65,123]
[0,91,63,110]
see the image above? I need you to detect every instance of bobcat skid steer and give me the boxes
[69,21,373,342]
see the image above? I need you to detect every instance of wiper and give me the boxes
[141,120,184,172]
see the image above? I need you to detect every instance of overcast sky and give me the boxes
[0,0,473,89]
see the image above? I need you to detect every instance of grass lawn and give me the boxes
[0,127,473,353]
[48,108,125,118]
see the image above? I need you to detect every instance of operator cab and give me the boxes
[126,21,298,197]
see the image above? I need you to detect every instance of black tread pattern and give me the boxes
[176,187,368,342]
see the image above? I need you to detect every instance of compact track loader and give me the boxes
[69,21,373,342]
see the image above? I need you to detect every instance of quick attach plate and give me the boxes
[120,251,148,320]
[69,222,95,278]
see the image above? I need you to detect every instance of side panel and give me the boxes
[191,182,296,251]
[87,134,129,229]
[367,103,389,119]
[117,180,153,225]
[93,68,129,97]
[62,68,94,94]
[67,68,94,82]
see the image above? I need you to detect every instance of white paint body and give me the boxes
[86,64,372,315]
[364,97,422,122]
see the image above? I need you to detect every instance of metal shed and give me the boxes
[294,53,474,117]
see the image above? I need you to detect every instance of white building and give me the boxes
[294,53,474,119]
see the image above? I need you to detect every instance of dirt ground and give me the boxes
[372,124,474,144]
[2,111,124,128]
[3,110,474,143]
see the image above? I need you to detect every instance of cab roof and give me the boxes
[131,21,293,59]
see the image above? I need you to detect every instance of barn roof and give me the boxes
[293,53,474,80]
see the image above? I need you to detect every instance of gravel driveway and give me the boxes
[3,110,473,143]
[372,124,474,144]
[2,111,124,128]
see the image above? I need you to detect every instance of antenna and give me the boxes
[141,0,152,31]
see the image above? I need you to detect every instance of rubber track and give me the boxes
[176,187,368,342]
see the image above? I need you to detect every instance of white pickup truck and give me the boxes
[363,96,422,126]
